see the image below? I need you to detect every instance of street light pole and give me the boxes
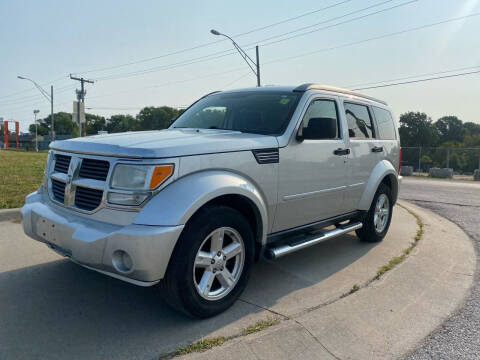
[210,29,261,87]
[17,76,55,141]
[33,109,40,152]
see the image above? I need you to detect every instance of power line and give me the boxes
[255,0,407,47]
[0,75,69,101]
[352,69,480,90]
[72,0,355,75]
[345,65,480,88]
[0,84,75,107]
[87,66,247,100]
[262,12,480,67]
[64,13,480,104]
[221,72,253,89]
[92,0,416,82]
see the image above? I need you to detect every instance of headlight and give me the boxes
[108,164,174,206]
[110,164,174,190]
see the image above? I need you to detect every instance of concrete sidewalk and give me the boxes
[179,202,475,360]
[0,202,474,360]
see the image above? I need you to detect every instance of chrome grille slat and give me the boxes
[51,179,66,203]
[54,155,71,174]
[79,158,110,181]
[75,187,103,211]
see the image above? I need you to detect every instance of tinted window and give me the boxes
[373,106,396,140]
[299,99,339,140]
[344,103,375,139]
[172,91,300,136]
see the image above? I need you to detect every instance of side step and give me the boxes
[265,222,363,260]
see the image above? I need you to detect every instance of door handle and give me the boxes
[334,148,350,156]
[371,146,384,153]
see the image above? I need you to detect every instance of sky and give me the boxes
[1,0,480,132]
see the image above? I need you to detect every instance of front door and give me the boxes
[273,97,349,233]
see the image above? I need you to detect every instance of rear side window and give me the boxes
[373,106,396,140]
[344,103,375,139]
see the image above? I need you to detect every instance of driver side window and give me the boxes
[299,99,339,140]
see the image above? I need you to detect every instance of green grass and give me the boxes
[0,150,47,209]
[175,337,226,356]
[167,318,280,358]
[349,284,360,294]
[242,318,280,336]
[375,204,424,279]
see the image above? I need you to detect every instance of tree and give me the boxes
[434,116,464,144]
[463,122,480,136]
[106,114,139,133]
[28,112,77,136]
[399,112,439,147]
[137,106,179,130]
[86,113,106,135]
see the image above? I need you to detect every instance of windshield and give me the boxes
[172,91,301,136]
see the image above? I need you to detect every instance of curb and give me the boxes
[0,208,21,222]
[177,201,476,360]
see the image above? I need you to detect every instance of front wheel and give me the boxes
[356,183,393,243]
[160,206,254,318]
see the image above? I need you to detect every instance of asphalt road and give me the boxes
[400,178,480,360]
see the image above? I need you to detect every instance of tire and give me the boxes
[159,206,254,318]
[356,183,393,243]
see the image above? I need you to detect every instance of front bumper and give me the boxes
[21,191,184,286]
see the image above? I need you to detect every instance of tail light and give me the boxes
[398,147,402,175]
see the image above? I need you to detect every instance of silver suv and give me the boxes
[22,84,401,317]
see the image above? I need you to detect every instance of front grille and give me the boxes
[75,186,103,211]
[51,179,66,203]
[79,158,110,181]
[54,155,71,173]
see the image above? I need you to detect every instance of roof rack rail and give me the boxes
[293,84,387,105]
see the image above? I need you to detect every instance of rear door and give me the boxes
[371,106,400,172]
[342,101,379,211]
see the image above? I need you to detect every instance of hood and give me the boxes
[50,129,279,158]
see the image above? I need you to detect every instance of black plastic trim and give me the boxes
[252,148,279,164]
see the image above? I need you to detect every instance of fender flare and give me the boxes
[133,170,269,244]
[358,160,399,210]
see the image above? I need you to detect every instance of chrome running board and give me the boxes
[265,222,363,260]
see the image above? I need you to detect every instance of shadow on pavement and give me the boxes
[0,233,376,360]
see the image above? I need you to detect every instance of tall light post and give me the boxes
[33,109,40,152]
[17,76,55,141]
[210,29,261,87]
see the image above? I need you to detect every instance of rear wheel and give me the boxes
[356,183,393,242]
[160,206,254,318]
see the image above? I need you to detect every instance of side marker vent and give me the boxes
[252,148,279,164]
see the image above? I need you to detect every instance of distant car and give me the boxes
[22,84,401,317]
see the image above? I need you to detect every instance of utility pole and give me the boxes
[255,46,260,87]
[33,109,40,152]
[70,75,94,137]
[51,86,54,140]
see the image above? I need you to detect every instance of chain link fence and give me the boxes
[402,147,480,175]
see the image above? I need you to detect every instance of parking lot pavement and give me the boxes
[0,204,452,360]
[400,177,480,359]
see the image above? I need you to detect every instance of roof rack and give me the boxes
[293,83,387,105]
